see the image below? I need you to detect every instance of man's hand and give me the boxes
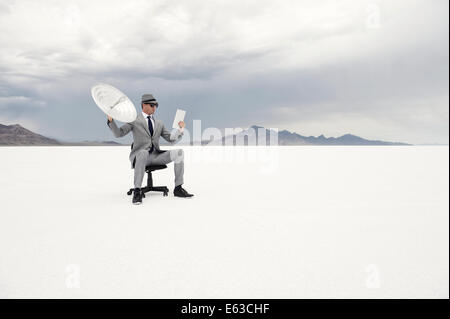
[107,115,113,123]
[178,121,185,129]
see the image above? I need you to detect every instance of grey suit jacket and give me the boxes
[107,112,184,168]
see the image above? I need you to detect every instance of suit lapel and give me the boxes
[138,113,151,137]
[153,116,159,136]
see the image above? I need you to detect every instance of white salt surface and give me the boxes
[0,146,448,298]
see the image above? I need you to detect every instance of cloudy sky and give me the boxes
[0,0,448,144]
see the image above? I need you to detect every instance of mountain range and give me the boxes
[207,125,410,146]
[0,123,121,146]
[1,123,411,146]
[0,123,61,145]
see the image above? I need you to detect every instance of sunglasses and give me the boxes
[144,102,158,108]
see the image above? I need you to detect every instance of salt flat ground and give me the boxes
[0,145,448,298]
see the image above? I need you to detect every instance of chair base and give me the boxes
[127,186,169,197]
[126,164,169,197]
[142,186,169,196]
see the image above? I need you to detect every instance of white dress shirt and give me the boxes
[142,111,184,135]
[143,112,155,135]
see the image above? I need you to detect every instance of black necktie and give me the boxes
[147,116,154,153]
[147,116,154,136]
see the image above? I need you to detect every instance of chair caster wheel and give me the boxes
[127,190,132,195]
[163,192,168,197]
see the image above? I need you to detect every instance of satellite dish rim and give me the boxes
[91,83,137,123]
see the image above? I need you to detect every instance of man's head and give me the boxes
[141,94,158,115]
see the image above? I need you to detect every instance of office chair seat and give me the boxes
[146,164,167,171]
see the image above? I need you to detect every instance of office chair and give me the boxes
[126,145,169,197]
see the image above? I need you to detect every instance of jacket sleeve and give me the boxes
[160,123,184,144]
[107,119,133,138]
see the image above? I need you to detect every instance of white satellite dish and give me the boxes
[91,83,137,123]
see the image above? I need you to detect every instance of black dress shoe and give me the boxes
[132,188,143,205]
[173,185,194,198]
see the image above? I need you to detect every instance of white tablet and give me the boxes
[172,109,186,129]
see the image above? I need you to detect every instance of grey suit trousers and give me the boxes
[134,148,184,188]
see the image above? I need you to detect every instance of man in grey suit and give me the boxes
[107,94,193,204]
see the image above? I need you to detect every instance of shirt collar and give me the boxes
[142,112,153,119]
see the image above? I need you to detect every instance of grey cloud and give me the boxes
[0,0,448,144]
[0,96,46,108]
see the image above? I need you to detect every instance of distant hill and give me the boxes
[277,127,410,145]
[62,140,124,146]
[0,123,60,145]
[208,125,411,146]
[0,123,123,146]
